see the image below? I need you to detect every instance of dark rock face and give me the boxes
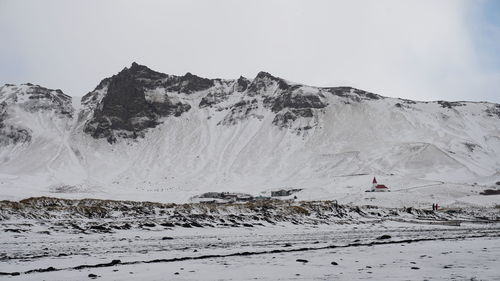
[82,66,335,140]
[177,72,214,93]
[272,111,297,128]
[24,87,73,116]
[485,104,500,118]
[0,84,73,145]
[438,101,464,109]
[0,103,31,145]
[264,88,327,129]
[267,92,327,113]
[235,76,250,92]
[83,63,192,143]
[218,99,260,126]
[199,91,230,108]
[212,72,328,130]
[0,124,31,145]
[324,87,381,101]
[0,84,73,117]
[110,64,214,94]
[82,65,404,141]
[247,71,290,96]
[271,108,316,129]
[198,77,250,108]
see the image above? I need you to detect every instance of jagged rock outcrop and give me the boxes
[81,64,337,142]
[0,84,73,145]
[199,70,330,130]
[0,103,31,145]
[82,63,192,143]
[247,71,291,95]
[324,87,382,102]
[486,104,500,118]
[79,64,500,144]
[0,83,72,116]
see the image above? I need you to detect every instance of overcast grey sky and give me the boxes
[1,0,499,102]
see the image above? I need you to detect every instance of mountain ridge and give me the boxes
[0,63,499,207]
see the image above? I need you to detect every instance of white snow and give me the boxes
[1,220,498,280]
[0,82,499,209]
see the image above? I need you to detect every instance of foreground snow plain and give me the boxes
[1,223,499,280]
[0,198,498,280]
[13,237,496,281]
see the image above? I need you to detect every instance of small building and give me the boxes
[236,195,253,202]
[271,188,302,197]
[371,177,389,192]
[194,192,254,203]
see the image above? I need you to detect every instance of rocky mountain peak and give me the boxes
[0,83,73,116]
[255,71,275,79]
[179,72,214,93]
[0,84,73,146]
[82,65,191,143]
[235,76,250,92]
[247,71,290,95]
[119,62,167,82]
[129,61,141,69]
[73,64,500,145]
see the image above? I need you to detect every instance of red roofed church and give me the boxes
[371,177,389,192]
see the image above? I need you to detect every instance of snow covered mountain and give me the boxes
[1,63,500,206]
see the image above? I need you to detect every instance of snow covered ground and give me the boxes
[1,173,498,209]
[1,221,498,280]
[0,197,499,280]
[22,237,498,281]
[68,236,496,281]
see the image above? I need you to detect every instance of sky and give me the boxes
[0,0,499,103]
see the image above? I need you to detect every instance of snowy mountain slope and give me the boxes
[1,63,499,206]
[0,84,87,199]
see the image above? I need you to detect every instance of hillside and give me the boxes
[1,63,499,207]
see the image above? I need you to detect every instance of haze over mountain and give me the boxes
[1,63,499,207]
